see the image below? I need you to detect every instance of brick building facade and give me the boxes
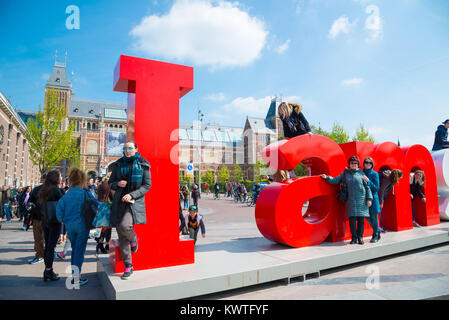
[0,92,40,187]
[17,57,285,182]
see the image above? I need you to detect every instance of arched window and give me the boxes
[87,123,91,130]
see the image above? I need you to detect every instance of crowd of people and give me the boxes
[278,101,432,244]
[0,140,151,283]
[0,101,446,285]
[320,157,426,244]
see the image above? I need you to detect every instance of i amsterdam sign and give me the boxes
[109,55,448,272]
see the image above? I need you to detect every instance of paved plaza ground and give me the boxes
[1,193,449,300]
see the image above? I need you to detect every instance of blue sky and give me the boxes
[0,0,448,148]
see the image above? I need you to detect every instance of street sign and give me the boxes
[186,162,194,177]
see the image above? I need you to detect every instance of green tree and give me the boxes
[232,163,243,182]
[217,166,230,185]
[311,124,330,137]
[202,169,215,187]
[25,88,79,175]
[294,163,308,177]
[179,172,188,185]
[329,122,350,144]
[353,123,375,142]
[252,160,268,182]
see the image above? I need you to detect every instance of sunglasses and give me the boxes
[364,162,373,165]
[350,162,359,165]
[123,147,134,151]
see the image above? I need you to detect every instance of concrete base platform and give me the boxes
[97,222,449,300]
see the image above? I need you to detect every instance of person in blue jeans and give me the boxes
[56,167,99,287]
[3,203,12,221]
[1,185,12,221]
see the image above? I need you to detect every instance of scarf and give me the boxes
[120,153,143,188]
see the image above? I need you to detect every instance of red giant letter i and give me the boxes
[110,55,195,272]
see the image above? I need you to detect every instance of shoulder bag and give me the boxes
[337,171,348,201]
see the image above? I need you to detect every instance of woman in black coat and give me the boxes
[38,169,64,282]
[109,141,151,279]
[276,102,313,178]
[278,102,312,139]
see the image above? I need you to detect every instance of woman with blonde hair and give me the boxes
[276,102,313,179]
[56,167,99,286]
[278,102,312,139]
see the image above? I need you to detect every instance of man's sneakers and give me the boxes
[29,257,43,264]
[130,238,138,253]
[121,264,133,280]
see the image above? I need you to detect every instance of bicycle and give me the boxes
[233,191,240,203]
[246,194,254,207]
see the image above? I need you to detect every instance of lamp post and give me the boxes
[197,108,204,192]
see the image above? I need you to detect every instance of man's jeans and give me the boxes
[2,204,11,221]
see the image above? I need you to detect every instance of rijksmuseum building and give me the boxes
[9,58,285,183]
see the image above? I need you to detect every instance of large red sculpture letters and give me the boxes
[108,55,441,271]
[110,55,194,272]
[258,135,440,247]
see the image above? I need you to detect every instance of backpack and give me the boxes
[82,190,98,229]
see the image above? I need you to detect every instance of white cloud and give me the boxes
[328,16,357,39]
[365,5,383,42]
[276,39,291,54]
[204,92,226,102]
[130,0,268,69]
[341,78,364,86]
[223,96,272,118]
[222,95,302,118]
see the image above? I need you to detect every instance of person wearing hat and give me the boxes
[183,205,206,245]
[432,119,449,151]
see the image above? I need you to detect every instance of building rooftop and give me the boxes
[69,98,127,120]
[245,117,277,135]
[179,122,244,144]
[46,63,72,90]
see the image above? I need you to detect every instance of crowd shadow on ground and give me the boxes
[0,273,106,300]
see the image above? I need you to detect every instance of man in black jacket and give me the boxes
[432,119,449,151]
